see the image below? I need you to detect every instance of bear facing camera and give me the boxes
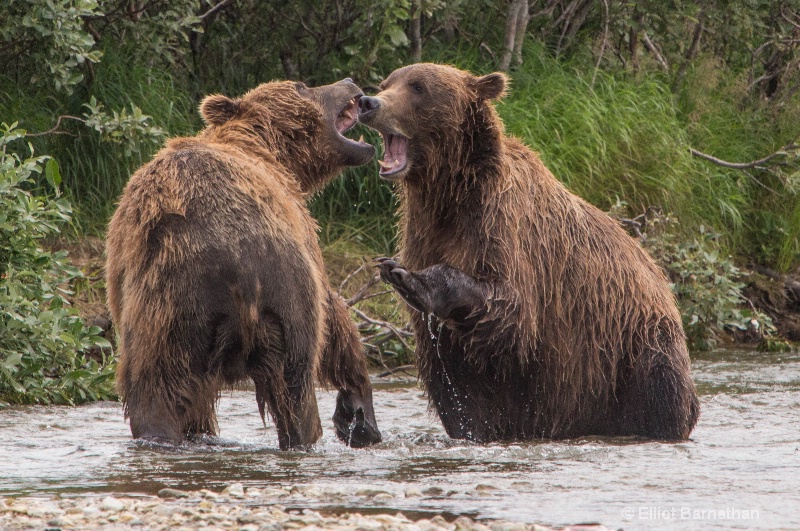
[362,63,699,442]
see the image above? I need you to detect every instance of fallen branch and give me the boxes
[689,145,795,170]
[345,271,381,306]
[377,365,417,378]
[337,261,415,361]
[351,307,413,354]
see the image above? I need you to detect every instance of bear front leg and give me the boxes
[318,291,382,448]
[376,258,524,363]
[375,259,489,324]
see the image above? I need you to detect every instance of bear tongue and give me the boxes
[379,134,408,175]
[335,98,358,133]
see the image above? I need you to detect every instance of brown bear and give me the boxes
[106,78,382,449]
[359,63,699,441]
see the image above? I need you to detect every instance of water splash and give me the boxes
[426,313,472,439]
[347,418,356,447]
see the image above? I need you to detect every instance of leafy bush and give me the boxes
[0,0,103,95]
[631,208,777,351]
[0,123,115,406]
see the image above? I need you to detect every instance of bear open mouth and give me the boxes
[336,96,371,148]
[378,133,408,178]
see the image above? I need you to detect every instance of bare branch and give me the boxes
[377,365,417,378]
[338,262,369,294]
[351,307,413,353]
[25,115,85,138]
[346,272,382,306]
[591,0,609,88]
[781,5,800,30]
[688,135,798,170]
[642,32,669,73]
[200,0,234,20]
[672,11,706,92]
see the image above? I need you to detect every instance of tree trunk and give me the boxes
[512,0,529,66]
[410,0,422,62]
[628,11,644,73]
[500,0,527,71]
[672,9,706,92]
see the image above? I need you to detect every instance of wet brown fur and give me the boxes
[370,64,699,441]
[106,81,377,448]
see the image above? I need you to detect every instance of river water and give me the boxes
[1,349,798,530]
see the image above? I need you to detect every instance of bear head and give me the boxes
[200,79,375,193]
[357,63,507,183]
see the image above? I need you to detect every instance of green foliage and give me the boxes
[0,123,115,406]
[94,0,202,65]
[0,0,103,94]
[82,96,165,156]
[310,129,397,255]
[639,213,777,351]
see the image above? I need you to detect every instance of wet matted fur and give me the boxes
[362,63,699,441]
[107,80,381,449]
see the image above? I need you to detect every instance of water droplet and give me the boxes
[429,314,470,435]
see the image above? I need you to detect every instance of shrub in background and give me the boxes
[623,206,779,351]
[0,123,115,406]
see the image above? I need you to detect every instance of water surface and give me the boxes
[1,349,798,529]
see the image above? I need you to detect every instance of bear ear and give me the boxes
[474,72,508,101]
[200,94,240,126]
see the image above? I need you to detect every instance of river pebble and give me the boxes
[0,490,615,531]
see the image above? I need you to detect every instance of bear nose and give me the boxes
[359,96,381,115]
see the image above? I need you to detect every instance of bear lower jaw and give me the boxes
[378,163,409,181]
[378,133,409,178]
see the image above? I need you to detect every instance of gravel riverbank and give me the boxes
[1,484,611,531]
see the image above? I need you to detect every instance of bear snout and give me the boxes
[358,96,381,116]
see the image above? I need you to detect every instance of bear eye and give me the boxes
[410,82,424,94]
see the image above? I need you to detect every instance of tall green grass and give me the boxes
[309,127,398,255]
[496,48,747,234]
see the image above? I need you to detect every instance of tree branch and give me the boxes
[688,136,798,170]
[642,31,669,72]
[25,115,85,137]
[200,0,234,20]
[672,10,706,92]
[591,0,609,88]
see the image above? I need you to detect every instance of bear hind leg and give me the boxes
[618,349,700,440]
[118,324,222,444]
[247,322,322,450]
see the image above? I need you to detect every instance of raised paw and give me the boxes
[374,257,430,313]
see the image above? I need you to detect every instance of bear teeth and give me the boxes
[358,135,364,143]
[378,160,392,169]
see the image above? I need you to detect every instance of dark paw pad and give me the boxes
[373,257,428,313]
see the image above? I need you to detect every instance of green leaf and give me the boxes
[3,352,23,370]
[44,158,61,188]
[91,337,113,350]
[386,25,409,47]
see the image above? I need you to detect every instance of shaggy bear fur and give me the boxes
[106,79,381,449]
[360,63,699,441]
